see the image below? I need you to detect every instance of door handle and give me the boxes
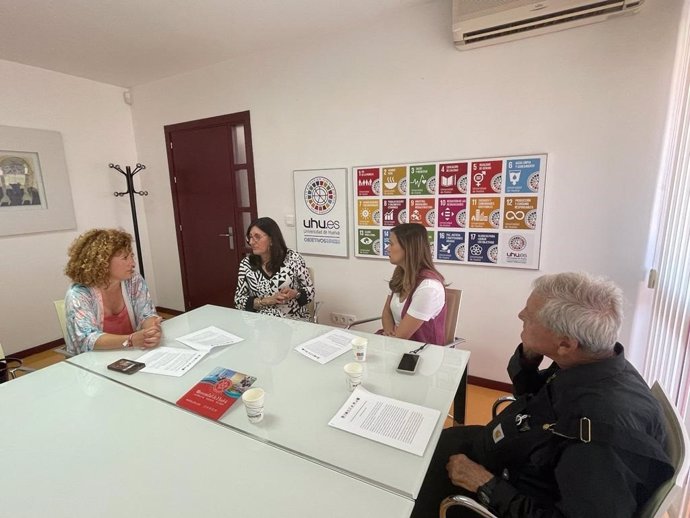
[218,226,234,250]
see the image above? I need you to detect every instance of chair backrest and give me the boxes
[636,381,690,518]
[443,289,462,346]
[304,268,319,323]
[54,299,68,342]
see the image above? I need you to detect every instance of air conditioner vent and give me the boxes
[453,0,644,49]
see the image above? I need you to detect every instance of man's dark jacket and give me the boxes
[478,343,673,517]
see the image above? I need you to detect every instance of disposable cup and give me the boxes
[242,387,265,423]
[344,362,363,391]
[351,337,368,362]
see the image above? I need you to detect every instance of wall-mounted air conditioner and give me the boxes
[452,0,644,50]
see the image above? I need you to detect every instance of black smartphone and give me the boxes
[396,353,420,374]
[107,359,146,375]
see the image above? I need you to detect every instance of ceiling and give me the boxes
[0,0,434,88]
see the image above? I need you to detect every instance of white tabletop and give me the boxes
[68,305,470,498]
[0,362,413,518]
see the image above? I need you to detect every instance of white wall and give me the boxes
[0,60,154,355]
[128,0,679,382]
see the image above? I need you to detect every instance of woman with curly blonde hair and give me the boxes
[64,228,162,355]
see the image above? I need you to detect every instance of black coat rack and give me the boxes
[109,163,148,278]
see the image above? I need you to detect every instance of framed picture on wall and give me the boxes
[293,168,348,257]
[0,125,76,237]
[352,154,547,269]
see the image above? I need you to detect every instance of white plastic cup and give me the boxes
[344,362,363,391]
[351,337,368,362]
[242,387,265,423]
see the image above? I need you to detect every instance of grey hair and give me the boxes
[532,272,623,356]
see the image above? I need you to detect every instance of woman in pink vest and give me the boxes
[382,223,447,345]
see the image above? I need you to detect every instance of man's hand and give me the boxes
[446,454,494,493]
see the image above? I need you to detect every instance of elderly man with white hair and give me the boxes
[412,272,673,518]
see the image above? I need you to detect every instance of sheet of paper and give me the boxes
[138,347,207,377]
[176,326,244,351]
[328,386,441,456]
[294,329,357,364]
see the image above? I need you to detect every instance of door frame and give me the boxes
[164,111,257,310]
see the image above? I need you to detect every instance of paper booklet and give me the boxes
[176,367,257,420]
[328,385,441,456]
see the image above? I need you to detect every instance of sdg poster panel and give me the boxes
[294,168,348,257]
[352,154,547,269]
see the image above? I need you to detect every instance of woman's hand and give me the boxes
[382,324,397,336]
[261,293,282,306]
[132,318,162,349]
[381,295,397,336]
[276,287,298,303]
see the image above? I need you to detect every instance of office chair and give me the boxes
[304,267,321,323]
[0,342,35,381]
[53,299,74,357]
[439,381,690,518]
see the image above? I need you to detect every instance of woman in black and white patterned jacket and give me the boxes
[234,217,315,320]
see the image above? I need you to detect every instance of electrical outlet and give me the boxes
[331,312,357,326]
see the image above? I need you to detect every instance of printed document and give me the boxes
[176,326,244,351]
[328,386,440,456]
[138,347,207,377]
[295,329,357,364]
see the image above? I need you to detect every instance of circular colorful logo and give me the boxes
[456,209,466,228]
[490,209,501,229]
[487,245,499,263]
[372,239,381,255]
[426,176,437,194]
[425,209,436,226]
[371,178,381,195]
[214,378,232,393]
[509,235,527,251]
[304,176,337,215]
[457,175,468,194]
[491,174,502,193]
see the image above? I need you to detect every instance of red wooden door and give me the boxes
[165,112,257,310]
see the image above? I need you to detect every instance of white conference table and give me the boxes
[68,305,469,499]
[0,362,413,518]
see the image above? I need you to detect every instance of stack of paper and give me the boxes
[328,386,441,456]
[294,329,358,364]
[176,326,244,351]
[138,347,207,377]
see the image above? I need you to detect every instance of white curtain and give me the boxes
[643,0,690,515]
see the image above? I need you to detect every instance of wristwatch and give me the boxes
[477,476,498,509]
[122,334,133,348]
